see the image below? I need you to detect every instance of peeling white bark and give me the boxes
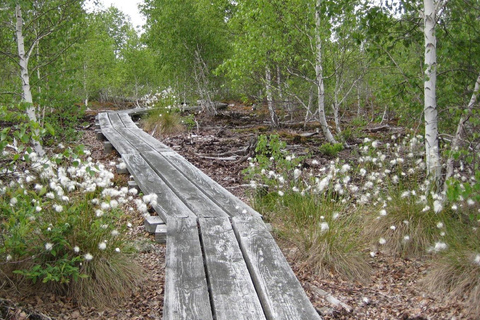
[315,0,337,144]
[265,66,278,127]
[423,0,441,186]
[16,4,45,156]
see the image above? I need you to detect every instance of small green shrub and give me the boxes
[243,134,307,192]
[319,142,343,157]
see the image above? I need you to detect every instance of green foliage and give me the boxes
[141,0,230,98]
[0,104,49,163]
[0,150,142,306]
[42,104,86,145]
[243,134,306,191]
[181,113,197,131]
[319,142,344,157]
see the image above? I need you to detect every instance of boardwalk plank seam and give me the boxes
[97,110,322,320]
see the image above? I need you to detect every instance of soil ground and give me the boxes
[1,104,471,319]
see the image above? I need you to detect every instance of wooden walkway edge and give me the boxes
[96,109,322,320]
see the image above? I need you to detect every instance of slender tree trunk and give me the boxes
[315,0,337,144]
[356,82,362,117]
[423,0,441,187]
[333,71,342,134]
[16,4,44,156]
[265,66,279,127]
[83,62,88,106]
[444,72,480,189]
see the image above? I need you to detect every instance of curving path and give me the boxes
[96,109,321,320]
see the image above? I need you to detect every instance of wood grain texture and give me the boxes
[100,128,136,155]
[117,113,140,129]
[232,216,322,320]
[164,217,213,320]
[199,217,266,320]
[122,153,195,220]
[106,112,125,129]
[130,128,173,152]
[116,127,159,153]
[142,151,229,219]
[162,152,262,219]
[97,113,112,129]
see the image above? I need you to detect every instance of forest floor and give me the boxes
[1,104,471,319]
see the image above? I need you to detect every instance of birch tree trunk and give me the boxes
[423,0,441,187]
[444,72,480,189]
[16,4,45,156]
[315,0,337,144]
[266,66,279,127]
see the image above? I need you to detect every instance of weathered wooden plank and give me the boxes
[122,153,195,220]
[164,217,213,320]
[100,128,136,155]
[97,113,112,129]
[114,127,159,153]
[142,151,229,219]
[232,216,322,320]
[144,215,165,234]
[107,112,126,130]
[199,217,266,320]
[162,152,262,219]
[117,113,140,129]
[129,128,173,152]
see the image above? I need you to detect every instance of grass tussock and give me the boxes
[142,107,185,136]
[362,192,451,258]
[256,192,371,282]
[71,254,143,307]
[422,230,480,318]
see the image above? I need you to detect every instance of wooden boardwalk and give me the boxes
[97,109,321,320]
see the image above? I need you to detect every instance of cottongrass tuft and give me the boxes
[255,192,371,282]
[422,239,480,318]
[363,191,452,258]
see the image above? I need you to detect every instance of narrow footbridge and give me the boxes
[96,109,321,320]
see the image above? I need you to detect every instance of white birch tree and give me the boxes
[15,3,44,155]
[423,0,441,187]
[315,0,337,144]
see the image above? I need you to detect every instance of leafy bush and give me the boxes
[0,148,144,307]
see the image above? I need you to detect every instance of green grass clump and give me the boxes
[142,107,185,136]
[422,229,480,318]
[255,192,371,282]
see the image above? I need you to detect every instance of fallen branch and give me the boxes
[195,154,238,161]
[366,125,390,133]
[306,283,353,313]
